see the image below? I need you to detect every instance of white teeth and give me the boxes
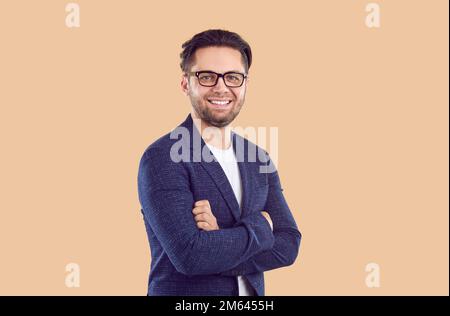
[209,100,231,105]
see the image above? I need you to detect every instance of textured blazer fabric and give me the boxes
[138,114,301,296]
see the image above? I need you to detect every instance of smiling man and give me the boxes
[138,29,301,296]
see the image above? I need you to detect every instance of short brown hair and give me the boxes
[180,29,252,73]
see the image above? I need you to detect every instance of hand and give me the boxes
[192,200,219,231]
[261,211,273,231]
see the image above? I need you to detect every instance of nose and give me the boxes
[212,76,229,92]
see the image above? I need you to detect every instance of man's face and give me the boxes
[181,46,248,128]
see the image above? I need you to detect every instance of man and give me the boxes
[138,29,301,296]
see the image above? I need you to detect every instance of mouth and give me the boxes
[207,98,233,108]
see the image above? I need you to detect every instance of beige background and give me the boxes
[0,0,448,295]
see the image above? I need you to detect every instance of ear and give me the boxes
[181,74,189,96]
[243,74,249,90]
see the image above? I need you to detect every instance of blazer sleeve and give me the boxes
[219,153,302,276]
[138,146,275,276]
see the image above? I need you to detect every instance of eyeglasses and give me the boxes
[187,71,247,87]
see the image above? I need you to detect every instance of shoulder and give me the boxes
[140,115,194,164]
[138,130,191,190]
[140,131,176,162]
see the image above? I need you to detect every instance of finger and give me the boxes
[192,205,211,215]
[194,213,206,222]
[194,200,210,207]
[192,206,206,215]
[196,221,210,230]
[194,213,209,222]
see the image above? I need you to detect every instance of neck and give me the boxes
[191,109,232,150]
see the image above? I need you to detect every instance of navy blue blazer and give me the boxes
[137,114,301,296]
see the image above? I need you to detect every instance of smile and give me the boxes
[207,99,232,105]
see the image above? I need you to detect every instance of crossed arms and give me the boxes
[138,147,301,276]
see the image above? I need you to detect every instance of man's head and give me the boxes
[180,30,252,128]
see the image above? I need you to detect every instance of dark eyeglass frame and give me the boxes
[187,70,248,87]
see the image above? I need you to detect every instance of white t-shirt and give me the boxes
[206,142,255,296]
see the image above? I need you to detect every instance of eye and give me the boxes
[199,74,216,82]
[226,74,242,82]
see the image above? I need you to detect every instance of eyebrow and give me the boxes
[195,69,246,73]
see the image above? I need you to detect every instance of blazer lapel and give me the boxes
[200,157,242,222]
[233,131,251,219]
[182,114,242,222]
